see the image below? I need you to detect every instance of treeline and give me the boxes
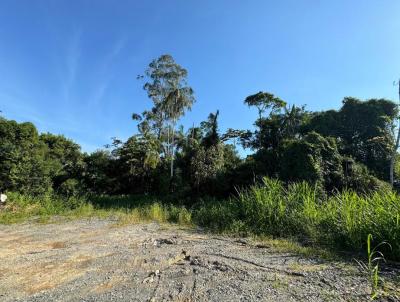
[0,55,398,199]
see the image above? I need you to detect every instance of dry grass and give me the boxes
[50,241,67,249]
[20,256,90,295]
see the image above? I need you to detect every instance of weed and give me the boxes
[354,234,391,300]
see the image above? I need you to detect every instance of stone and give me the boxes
[0,194,7,203]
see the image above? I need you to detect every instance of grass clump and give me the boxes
[116,203,192,226]
[355,234,391,299]
[0,192,94,223]
[0,192,194,228]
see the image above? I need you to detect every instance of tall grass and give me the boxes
[192,178,400,260]
[0,192,192,226]
[1,178,399,260]
[0,192,94,223]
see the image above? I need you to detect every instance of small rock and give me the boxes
[0,193,7,204]
[235,239,248,245]
[190,257,201,266]
[142,270,161,284]
[153,238,176,246]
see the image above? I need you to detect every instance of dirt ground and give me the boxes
[0,219,399,302]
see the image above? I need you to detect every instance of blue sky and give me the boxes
[1,1,400,152]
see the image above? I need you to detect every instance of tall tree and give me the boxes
[201,110,220,148]
[40,133,84,192]
[390,79,400,186]
[244,91,286,120]
[139,54,195,178]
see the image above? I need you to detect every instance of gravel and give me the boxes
[0,219,398,301]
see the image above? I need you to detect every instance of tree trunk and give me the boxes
[390,79,400,186]
[170,119,176,179]
[390,124,400,186]
[169,90,180,179]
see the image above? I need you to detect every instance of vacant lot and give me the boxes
[0,219,398,301]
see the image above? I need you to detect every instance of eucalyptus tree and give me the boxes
[137,54,195,178]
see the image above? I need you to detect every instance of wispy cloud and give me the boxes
[0,90,82,135]
[63,29,81,104]
[90,81,109,107]
[88,37,126,107]
[107,37,126,62]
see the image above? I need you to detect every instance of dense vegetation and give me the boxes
[1,54,399,260]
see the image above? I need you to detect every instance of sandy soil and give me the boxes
[0,219,399,301]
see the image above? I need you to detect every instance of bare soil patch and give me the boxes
[0,219,398,301]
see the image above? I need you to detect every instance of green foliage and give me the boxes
[341,157,390,193]
[200,110,221,148]
[279,132,343,190]
[1,95,397,199]
[190,144,224,189]
[244,91,286,119]
[355,234,391,299]
[57,178,81,197]
[192,178,400,261]
[40,133,84,185]
[82,150,118,194]
[232,94,397,193]
[137,54,195,179]
[242,97,309,151]
[0,118,52,195]
[305,98,397,180]
[114,134,161,189]
[0,191,90,223]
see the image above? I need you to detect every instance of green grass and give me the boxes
[1,177,399,261]
[0,192,193,226]
[192,178,400,260]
